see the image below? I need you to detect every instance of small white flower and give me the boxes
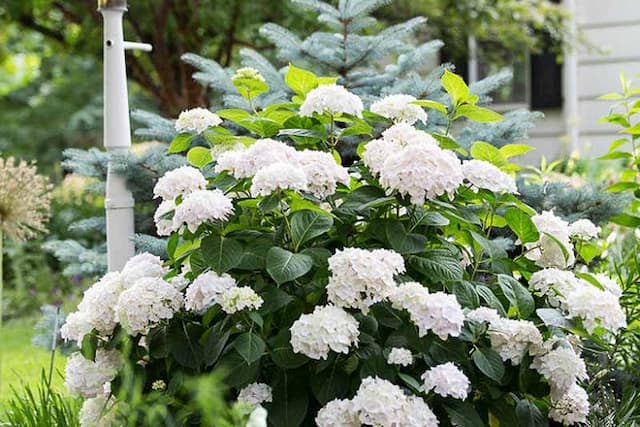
[549,383,590,425]
[238,383,273,407]
[351,377,407,427]
[296,150,350,198]
[250,162,308,196]
[154,199,177,236]
[529,268,580,307]
[300,84,364,117]
[327,247,405,314]
[121,253,167,287]
[402,395,439,426]
[532,345,587,393]
[390,282,465,340]
[115,277,184,336]
[316,398,359,427]
[593,273,622,298]
[215,139,298,179]
[184,271,237,312]
[466,307,501,324]
[153,166,207,201]
[64,349,120,398]
[290,305,359,360]
[525,211,575,269]
[246,405,268,427]
[387,347,414,366]
[79,395,118,427]
[218,286,263,314]
[370,94,427,124]
[568,218,601,240]
[233,67,266,83]
[173,189,234,233]
[488,318,544,365]
[564,284,626,333]
[462,159,517,193]
[381,123,437,146]
[175,107,222,134]
[422,362,470,400]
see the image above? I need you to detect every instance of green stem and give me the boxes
[0,228,3,395]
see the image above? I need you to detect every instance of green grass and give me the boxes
[0,317,66,407]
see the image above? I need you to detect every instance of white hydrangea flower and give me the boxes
[462,159,517,193]
[466,307,501,324]
[351,377,407,427]
[219,286,263,314]
[532,345,588,393]
[593,273,622,298]
[529,268,580,307]
[64,349,120,398]
[175,107,222,134]
[184,271,236,312]
[115,277,184,335]
[316,398,359,427]
[402,395,439,427]
[297,150,350,198]
[237,383,273,407]
[488,318,544,365]
[381,123,437,146]
[564,285,626,333]
[327,247,405,313]
[387,347,413,366]
[79,395,118,427]
[250,162,309,196]
[377,143,464,204]
[233,67,266,82]
[61,272,124,343]
[61,310,95,344]
[290,305,359,360]
[568,218,601,240]
[549,384,590,425]
[168,271,190,292]
[215,139,298,179]
[362,138,400,175]
[172,189,234,233]
[525,211,575,269]
[370,94,427,124]
[153,166,207,201]
[422,363,470,400]
[120,253,168,287]
[246,406,268,427]
[390,282,464,339]
[300,84,364,118]
[154,199,177,236]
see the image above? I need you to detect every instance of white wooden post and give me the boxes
[98,0,151,271]
[563,0,580,153]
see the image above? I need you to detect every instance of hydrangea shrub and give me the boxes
[61,67,627,426]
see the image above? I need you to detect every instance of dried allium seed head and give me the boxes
[0,157,52,240]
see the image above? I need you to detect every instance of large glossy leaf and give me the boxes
[233,332,266,365]
[444,401,485,427]
[385,221,427,254]
[497,274,535,318]
[201,235,243,273]
[505,208,539,244]
[516,399,549,427]
[268,370,309,427]
[168,322,204,370]
[290,210,333,250]
[472,347,505,383]
[310,366,350,404]
[266,247,313,285]
[408,249,463,283]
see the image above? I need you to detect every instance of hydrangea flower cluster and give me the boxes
[390,281,465,339]
[152,166,234,235]
[370,94,427,124]
[175,107,222,134]
[289,305,360,360]
[237,382,273,407]
[421,363,470,400]
[568,218,601,240]
[184,271,262,314]
[362,123,464,204]
[386,347,413,366]
[64,349,120,398]
[215,139,349,199]
[462,159,517,193]
[525,210,575,268]
[316,377,439,427]
[299,84,364,118]
[326,247,405,313]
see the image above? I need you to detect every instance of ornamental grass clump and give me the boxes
[60,66,627,426]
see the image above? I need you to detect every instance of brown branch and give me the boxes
[17,15,66,44]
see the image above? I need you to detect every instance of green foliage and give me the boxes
[1,373,82,426]
[64,67,618,426]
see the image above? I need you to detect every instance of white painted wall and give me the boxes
[526,0,640,162]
